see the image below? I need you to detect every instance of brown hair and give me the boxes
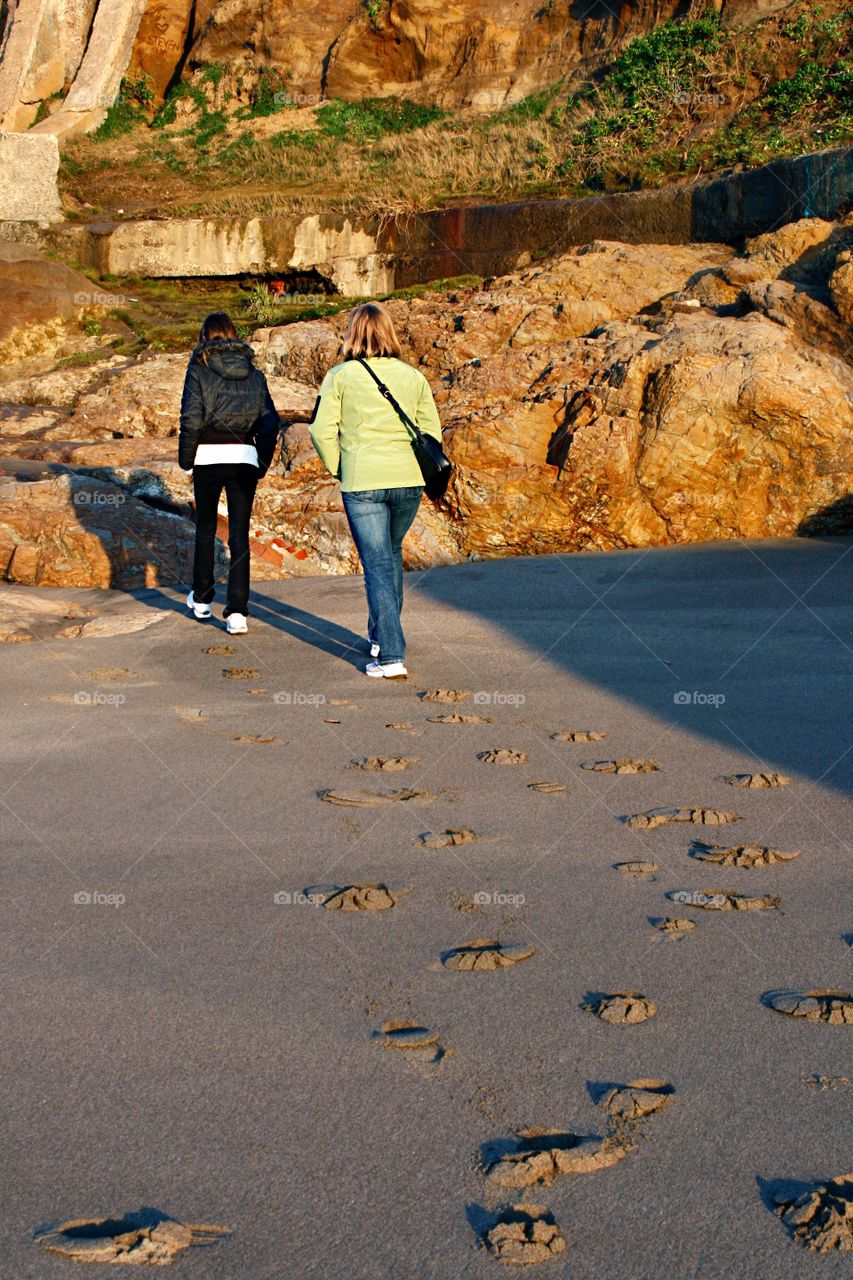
[341,303,403,361]
[198,312,238,344]
[196,313,240,366]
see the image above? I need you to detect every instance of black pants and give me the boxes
[192,464,258,616]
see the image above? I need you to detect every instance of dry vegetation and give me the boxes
[59,3,852,220]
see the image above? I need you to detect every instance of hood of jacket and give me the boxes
[194,338,255,380]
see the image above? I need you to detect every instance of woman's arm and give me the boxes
[308,369,343,479]
[178,364,205,471]
[253,379,282,478]
[415,374,443,443]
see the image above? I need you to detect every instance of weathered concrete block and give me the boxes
[0,131,62,222]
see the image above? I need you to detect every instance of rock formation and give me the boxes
[1,217,851,588]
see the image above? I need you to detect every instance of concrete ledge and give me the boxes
[0,131,63,223]
[8,145,851,288]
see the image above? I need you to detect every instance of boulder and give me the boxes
[0,131,63,222]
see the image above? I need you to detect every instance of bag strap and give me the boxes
[356,357,424,443]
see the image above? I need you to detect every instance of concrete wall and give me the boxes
[4,145,851,288]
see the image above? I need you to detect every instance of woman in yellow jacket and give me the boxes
[309,303,443,679]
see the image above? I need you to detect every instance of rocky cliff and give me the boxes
[0,0,796,137]
[1,217,850,596]
[136,0,794,109]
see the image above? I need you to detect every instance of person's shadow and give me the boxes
[61,462,367,669]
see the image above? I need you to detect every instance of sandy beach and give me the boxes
[1,535,850,1278]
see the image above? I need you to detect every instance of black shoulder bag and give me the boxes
[356,357,452,501]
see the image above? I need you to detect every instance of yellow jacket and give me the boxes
[309,356,443,492]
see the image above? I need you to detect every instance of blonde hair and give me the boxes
[341,303,403,361]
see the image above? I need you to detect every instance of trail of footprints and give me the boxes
[40,688,851,1264]
[305,693,850,1262]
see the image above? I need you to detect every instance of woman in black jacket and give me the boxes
[179,313,280,634]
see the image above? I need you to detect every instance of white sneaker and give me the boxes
[226,612,248,634]
[187,591,211,620]
[366,660,407,679]
[369,641,380,658]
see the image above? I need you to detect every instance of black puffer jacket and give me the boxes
[179,338,280,474]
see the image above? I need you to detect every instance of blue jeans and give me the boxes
[342,486,423,665]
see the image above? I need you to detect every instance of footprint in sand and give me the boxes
[320,787,434,806]
[427,711,493,724]
[651,916,696,941]
[311,883,410,912]
[669,888,781,911]
[627,806,741,830]
[764,989,853,1024]
[596,1079,675,1121]
[173,705,208,725]
[478,749,528,765]
[482,1204,566,1265]
[350,756,420,772]
[484,1130,628,1189]
[583,759,660,774]
[551,729,606,743]
[614,861,660,877]
[691,842,800,868]
[441,938,534,971]
[527,781,566,794]
[722,772,791,788]
[203,645,235,656]
[222,667,260,680]
[418,826,478,849]
[773,1175,853,1252]
[419,689,471,703]
[375,1020,447,1066]
[582,992,657,1024]
[35,1211,229,1265]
